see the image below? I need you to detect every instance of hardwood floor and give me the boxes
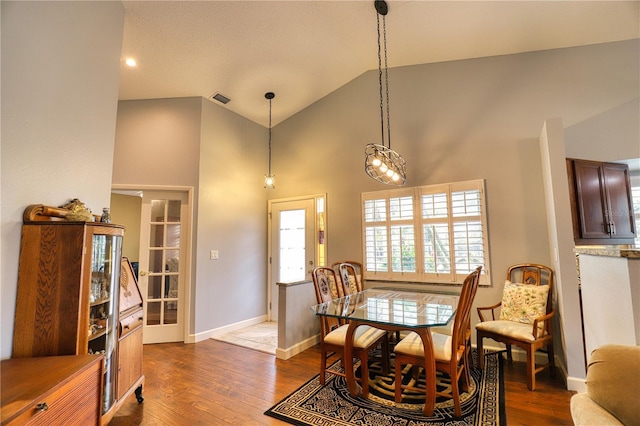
[110,339,575,425]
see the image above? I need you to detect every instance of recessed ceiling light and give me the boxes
[125,58,137,67]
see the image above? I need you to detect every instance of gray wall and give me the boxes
[112,97,268,336]
[268,39,638,381]
[195,99,267,333]
[1,1,125,359]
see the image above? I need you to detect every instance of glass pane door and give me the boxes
[88,233,122,414]
[139,190,188,344]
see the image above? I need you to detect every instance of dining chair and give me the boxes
[393,266,482,417]
[311,266,389,397]
[430,267,481,385]
[337,262,363,296]
[475,263,554,391]
[331,261,363,296]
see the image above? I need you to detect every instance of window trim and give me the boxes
[361,179,491,285]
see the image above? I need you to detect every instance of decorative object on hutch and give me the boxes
[1,354,103,425]
[264,91,276,189]
[364,0,407,186]
[12,203,144,425]
[101,207,112,223]
[566,158,636,244]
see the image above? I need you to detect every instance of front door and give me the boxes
[269,198,316,320]
[138,190,189,343]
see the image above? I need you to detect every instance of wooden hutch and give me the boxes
[10,203,144,425]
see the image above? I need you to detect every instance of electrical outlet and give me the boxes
[210,250,219,260]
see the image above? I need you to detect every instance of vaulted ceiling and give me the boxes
[119,1,639,127]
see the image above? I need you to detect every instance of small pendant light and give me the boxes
[264,92,276,189]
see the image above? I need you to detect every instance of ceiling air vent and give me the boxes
[210,92,231,104]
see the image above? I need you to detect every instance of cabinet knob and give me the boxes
[35,402,49,412]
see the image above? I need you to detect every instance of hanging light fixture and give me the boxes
[264,92,276,189]
[364,0,406,186]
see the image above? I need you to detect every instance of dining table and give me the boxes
[310,287,459,416]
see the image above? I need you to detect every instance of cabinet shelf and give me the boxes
[90,297,110,307]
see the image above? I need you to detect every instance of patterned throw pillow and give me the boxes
[500,280,549,325]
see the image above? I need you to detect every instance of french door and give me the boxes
[138,190,189,343]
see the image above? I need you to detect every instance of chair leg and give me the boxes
[526,347,536,391]
[506,344,513,363]
[477,334,485,369]
[381,338,390,375]
[460,362,470,393]
[547,344,556,377]
[451,370,462,417]
[394,360,403,403]
[360,354,370,398]
[320,350,328,385]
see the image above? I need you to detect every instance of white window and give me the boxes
[362,179,490,285]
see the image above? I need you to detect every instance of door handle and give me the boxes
[140,270,148,276]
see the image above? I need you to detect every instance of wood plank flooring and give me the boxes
[110,339,575,425]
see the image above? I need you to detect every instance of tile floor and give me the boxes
[212,321,277,355]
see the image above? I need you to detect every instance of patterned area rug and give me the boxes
[265,350,505,426]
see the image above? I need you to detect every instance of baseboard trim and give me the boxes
[276,335,320,360]
[189,315,268,343]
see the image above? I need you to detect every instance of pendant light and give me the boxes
[264,92,276,189]
[364,0,406,186]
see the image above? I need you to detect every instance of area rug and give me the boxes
[265,349,505,426]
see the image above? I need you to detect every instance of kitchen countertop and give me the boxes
[575,247,640,259]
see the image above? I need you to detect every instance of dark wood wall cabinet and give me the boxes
[567,158,636,245]
[12,204,144,425]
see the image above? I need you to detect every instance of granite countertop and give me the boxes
[575,247,640,259]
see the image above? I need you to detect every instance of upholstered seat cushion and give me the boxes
[393,331,453,361]
[324,324,387,348]
[430,320,454,336]
[475,320,539,341]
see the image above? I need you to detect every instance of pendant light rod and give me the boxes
[266,92,274,175]
[264,91,276,189]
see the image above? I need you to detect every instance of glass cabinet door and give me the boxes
[88,233,122,414]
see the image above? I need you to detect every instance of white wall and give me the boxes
[0,1,125,359]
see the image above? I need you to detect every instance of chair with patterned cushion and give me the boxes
[475,263,554,391]
[311,266,389,397]
[393,266,482,417]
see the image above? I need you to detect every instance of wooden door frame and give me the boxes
[111,184,194,343]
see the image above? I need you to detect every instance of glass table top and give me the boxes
[311,288,459,329]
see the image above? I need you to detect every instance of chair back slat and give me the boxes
[331,260,363,296]
[452,266,482,349]
[311,267,343,336]
[338,262,362,295]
